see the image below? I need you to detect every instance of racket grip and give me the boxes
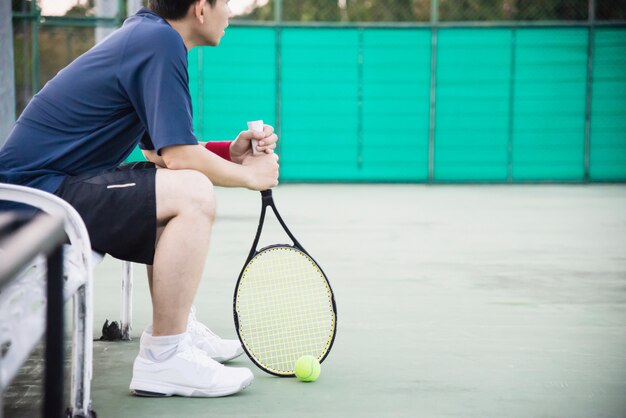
[247,120,264,155]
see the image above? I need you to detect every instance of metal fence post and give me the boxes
[428,0,439,182]
[95,0,119,43]
[31,1,40,94]
[127,0,142,17]
[357,29,364,170]
[0,0,16,145]
[507,29,517,182]
[584,0,596,181]
[275,0,283,149]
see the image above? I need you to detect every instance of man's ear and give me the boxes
[194,0,206,24]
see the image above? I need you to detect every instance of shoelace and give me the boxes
[188,307,219,340]
[179,337,220,370]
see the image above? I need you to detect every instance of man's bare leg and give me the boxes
[150,169,215,336]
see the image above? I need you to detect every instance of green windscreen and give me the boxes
[590,28,626,181]
[279,28,360,181]
[361,29,431,181]
[434,28,512,182]
[512,28,588,181]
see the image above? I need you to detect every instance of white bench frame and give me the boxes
[0,184,96,417]
[120,261,133,340]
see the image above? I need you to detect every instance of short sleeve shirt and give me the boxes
[0,8,197,193]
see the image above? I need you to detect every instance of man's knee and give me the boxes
[157,169,216,221]
[177,170,215,219]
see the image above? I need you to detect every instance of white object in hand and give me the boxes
[247,120,264,155]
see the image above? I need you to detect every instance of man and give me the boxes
[0,0,279,397]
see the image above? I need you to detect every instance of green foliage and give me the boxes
[344,0,429,22]
[241,0,429,21]
[12,0,35,12]
[238,0,599,22]
[65,0,96,17]
[597,0,626,19]
[38,27,94,84]
[515,0,588,20]
[439,0,517,20]
[283,0,342,22]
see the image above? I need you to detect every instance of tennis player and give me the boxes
[0,0,278,397]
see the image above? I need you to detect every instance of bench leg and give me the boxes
[45,247,64,418]
[120,261,133,341]
[69,284,94,417]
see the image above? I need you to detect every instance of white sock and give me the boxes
[140,331,186,363]
[145,313,192,335]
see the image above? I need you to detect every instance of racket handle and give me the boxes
[247,120,264,156]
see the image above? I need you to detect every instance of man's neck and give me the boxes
[167,19,196,51]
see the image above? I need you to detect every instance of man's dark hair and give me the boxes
[149,0,217,20]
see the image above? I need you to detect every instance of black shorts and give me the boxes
[54,162,157,265]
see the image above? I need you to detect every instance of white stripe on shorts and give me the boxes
[107,182,137,189]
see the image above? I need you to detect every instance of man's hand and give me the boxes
[230,124,278,164]
[242,152,280,191]
[142,149,167,168]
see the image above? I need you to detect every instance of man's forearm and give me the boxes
[163,144,251,188]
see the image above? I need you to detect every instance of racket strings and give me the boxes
[235,247,335,374]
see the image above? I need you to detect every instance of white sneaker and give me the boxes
[187,306,244,363]
[130,333,253,397]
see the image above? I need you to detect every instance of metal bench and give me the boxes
[0,184,96,417]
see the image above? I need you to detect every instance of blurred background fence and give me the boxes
[9,0,626,182]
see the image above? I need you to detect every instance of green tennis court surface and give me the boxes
[5,184,626,417]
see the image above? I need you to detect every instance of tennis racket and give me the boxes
[233,126,337,376]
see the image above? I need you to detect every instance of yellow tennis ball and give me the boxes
[294,355,321,382]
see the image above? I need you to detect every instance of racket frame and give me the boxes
[233,189,338,377]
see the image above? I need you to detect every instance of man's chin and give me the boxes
[205,36,221,47]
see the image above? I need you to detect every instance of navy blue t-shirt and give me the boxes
[0,8,197,193]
